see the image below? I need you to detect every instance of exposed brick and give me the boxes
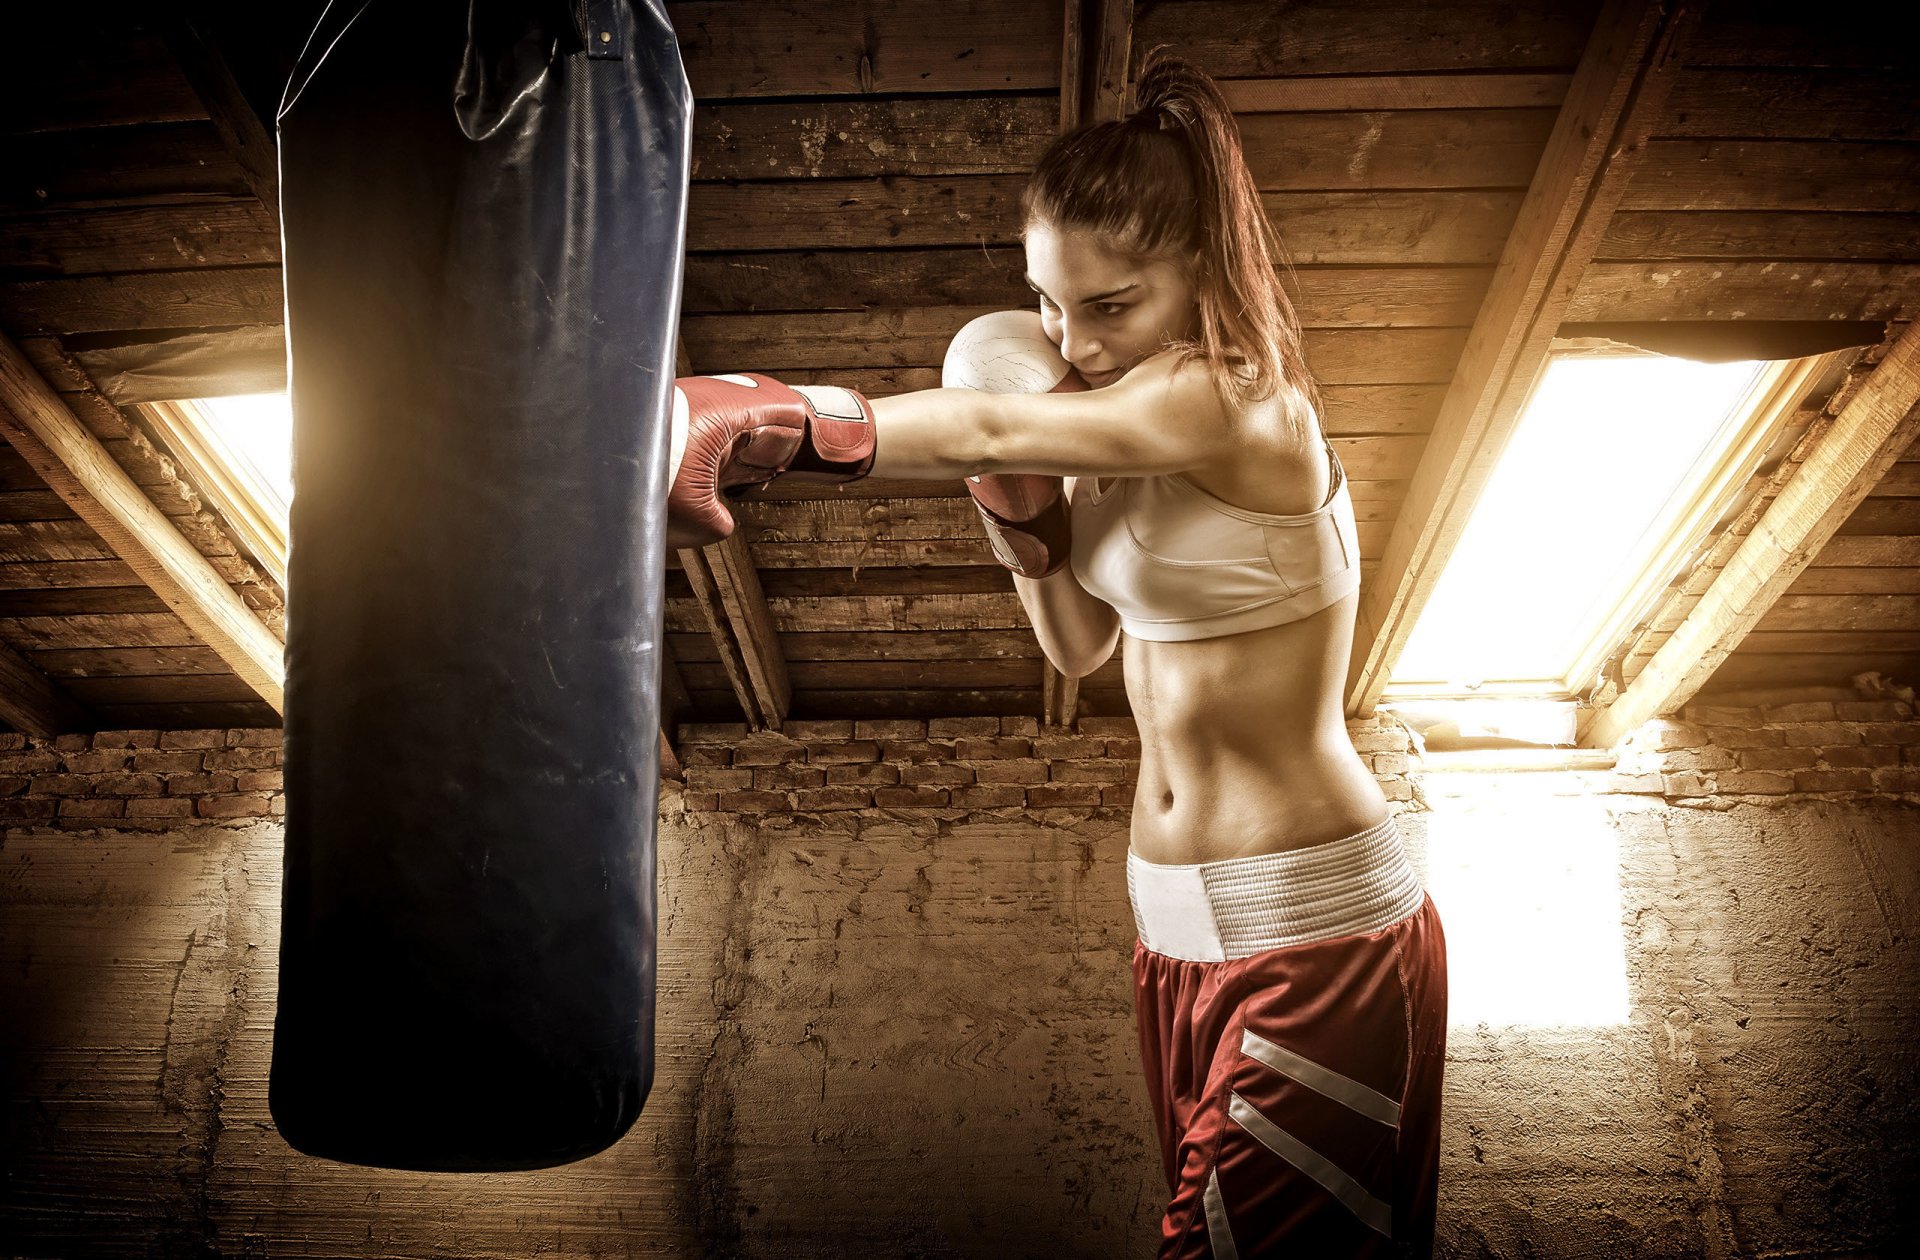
[0,776,29,798]
[680,722,750,744]
[50,734,88,752]
[58,797,126,819]
[91,773,166,797]
[805,741,881,764]
[786,720,855,741]
[1640,720,1712,752]
[1714,770,1795,795]
[679,745,732,767]
[269,796,286,817]
[1683,704,1764,726]
[126,798,195,818]
[204,748,280,771]
[754,765,826,790]
[0,734,25,751]
[132,751,208,774]
[159,729,227,750]
[1662,771,1714,797]
[1349,728,1408,754]
[1836,701,1913,721]
[1819,746,1901,769]
[873,786,950,808]
[0,798,56,822]
[825,762,900,787]
[687,767,753,792]
[27,774,92,797]
[1793,768,1873,793]
[1781,722,1862,748]
[1858,722,1920,746]
[1662,748,1738,773]
[928,717,999,738]
[1371,752,1411,775]
[1381,780,1415,802]
[1871,765,1920,793]
[789,787,873,812]
[949,784,1025,809]
[731,733,807,767]
[1051,759,1137,785]
[61,750,132,775]
[1027,784,1101,807]
[1736,747,1821,771]
[970,760,1049,786]
[226,729,283,748]
[1102,783,1137,807]
[856,720,927,740]
[901,762,975,786]
[717,789,792,811]
[0,751,61,774]
[1762,701,1837,723]
[89,729,160,750]
[999,716,1040,736]
[236,771,284,793]
[1704,726,1785,750]
[1032,735,1101,758]
[681,792,721,811]
[879,740,954,764]
[165,772,237,795]
[1106,738,1142,758]
[197,794,274,819]
[954,737,1032,759]
[1076,716,1137,737]
[1607,772,1665,794]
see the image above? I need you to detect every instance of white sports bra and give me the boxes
[1068,440,1361,641]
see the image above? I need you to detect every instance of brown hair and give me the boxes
[1019,46,1320,429]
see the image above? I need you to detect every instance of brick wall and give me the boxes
[1613,697,1920,799]
[0,729,283,829]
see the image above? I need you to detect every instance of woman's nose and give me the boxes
[1057,316,1102,363]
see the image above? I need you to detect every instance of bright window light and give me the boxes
[1391,354,1768,695]
[194,393,292,518]
[140,392,292,588]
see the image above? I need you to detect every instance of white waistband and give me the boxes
[1126,815,1425,962]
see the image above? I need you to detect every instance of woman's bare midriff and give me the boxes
[1123,588,1390,865]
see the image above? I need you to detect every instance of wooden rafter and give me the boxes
[1343,0,1698,717]
[1581,321,1920,747]
[0,329,285,713]
[672,336,792,731]
[157,19,279,220]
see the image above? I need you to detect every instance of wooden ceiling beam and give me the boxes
[1343,0,1699,717]
[672,336,792,731]
[0,329,284,713]
[1581,322,1920,747]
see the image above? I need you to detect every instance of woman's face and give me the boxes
[1023,221,1199,389]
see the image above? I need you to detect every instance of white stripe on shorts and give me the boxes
[1227,1092,1393,1238]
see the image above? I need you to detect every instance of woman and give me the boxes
[669,47,1448,1260]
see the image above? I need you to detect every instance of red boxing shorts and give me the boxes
[1128,814,1448,1259]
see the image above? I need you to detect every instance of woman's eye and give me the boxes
[1096,303,1127,317]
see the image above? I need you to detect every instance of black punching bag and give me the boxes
[269,0,690,1171]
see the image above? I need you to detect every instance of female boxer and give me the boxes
[669,47,1448,1260]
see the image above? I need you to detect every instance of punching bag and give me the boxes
[270,0,690,1171]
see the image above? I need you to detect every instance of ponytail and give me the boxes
[1021,46,1320,429]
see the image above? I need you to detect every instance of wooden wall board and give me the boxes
[62,672,261,705]
[1622,140,1920,213]
[1597,211,1920,263]
[28,645,233,677]
[1663,67,1920,142]
[3,32,204,134]
[0,201,280,279]
[0,123,248,212]
[84,699,277,728]
[0,612,204,651]
[1567,261,1920,323]
[1,268,284,337]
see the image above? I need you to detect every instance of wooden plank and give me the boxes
[1566,261,1920,323]
[0,587,168,617]
[677,534,792,730]
[1264,191,1525,266]
[0,201,280,278]
[759,567,1011,597]
[780,689,1035,720]
[1737,632,1920,654]
[0,520,116,563]
[158,20,281,221]
[665,593,1030,634]
[680,658,1046,690]
[0,559,140,587]
[28,645,231,677]
[691,97,1053,180]
[712,629,1046,662]
[0,268,285,336]
[1783,568,1920,597]
[2,33,204,134]
[675,0,1064,98]
[0,613,201,650]
[0,636,95,736]
[1622,140,1920,213]
[1663,67,1920,143]
[1135,2,1601,76]
[1237,109,1557,190]
[1583,321,1920,746]
[1059,0,1131,132]
[1814,536,1920,566]
[63,672,260,704]
[1752,595,1920,634]
[686,177,1027,252]
[748,538,1012,568]
[85,699,277,729]
[1347,0,1695,717]
[1320,385,1449,435]
[1222,73,1572,113]
[1689,15,1920,70]
[1686,653,1920,692]
[0,330,282,709]
[1597,211,1920,263]
[0,123,247,212]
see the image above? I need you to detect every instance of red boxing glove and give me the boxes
[941,311,1088,578]
[667,373,876,549]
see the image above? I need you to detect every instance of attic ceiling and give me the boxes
[1,0,1917,743]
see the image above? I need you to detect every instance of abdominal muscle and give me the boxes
[1121,588,1391,865]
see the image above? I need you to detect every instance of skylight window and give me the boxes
[139,392,293,588]
[1387,350,1819,702]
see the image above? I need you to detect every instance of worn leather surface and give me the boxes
[271,0,690,1171]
